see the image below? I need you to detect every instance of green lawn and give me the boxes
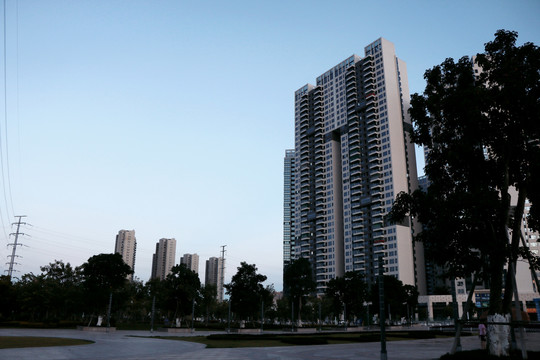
[0,336,94,349]
[144,331,455,348]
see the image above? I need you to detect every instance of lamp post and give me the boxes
[150,295,156,333]
[107,292,112,333]
[291,301,295,332]
[227,300,231,333]
[261,299,264,332]
[378,256,387,360]
[191,298,196,333]
[363,301,372,329]
[318,301,322,332]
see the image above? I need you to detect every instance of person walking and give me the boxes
[478,322,487,349]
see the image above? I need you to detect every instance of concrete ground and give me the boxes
[1,328,539,360]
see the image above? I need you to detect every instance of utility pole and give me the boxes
[220,245,226,301]
[6,215,26,279]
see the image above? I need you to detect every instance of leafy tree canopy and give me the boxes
[225,262,272,321]
[81,253,133,291]
[325,271,368,321]
[388,30,540,316]
[164,264,201,319]
[80,253,133,313]
[369,275,418,321]
[283,257,316,303]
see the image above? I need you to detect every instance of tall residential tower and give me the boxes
[114,229,137,280]
[180,253,199,274]
[151,238,176,280]
[205,257,224,302]
[293,38,426,294]
[283,149,296,271]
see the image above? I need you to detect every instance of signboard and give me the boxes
[475,293,490,308]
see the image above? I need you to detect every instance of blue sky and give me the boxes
[1,0,539,291]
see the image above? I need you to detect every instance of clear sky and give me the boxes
[1,0,538,291]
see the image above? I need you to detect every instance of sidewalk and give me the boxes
[1,328,539,360]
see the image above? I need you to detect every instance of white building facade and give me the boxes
[293,38,425,294]
[114,229,137,280]
[180,253,199,274]
[205,257,224,302]
[151,238,176,280]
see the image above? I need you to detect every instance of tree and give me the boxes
[0,276,15,320]
[369,275,413,323]
[325,271,368,323]
[388,30,539,356]
[164,264,201,323]
[403,284,419,324]
[81,253,133,319]
[476,30,540,313]
[115,279,148,323]
[390,29,539,310]
[14,273,48,321]
[145,277,166,324]
[199,284,218,325]
[283,257,316,322]
[40,260,83,320]
[225,262,272,322]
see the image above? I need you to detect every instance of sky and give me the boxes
[0,0,539,292]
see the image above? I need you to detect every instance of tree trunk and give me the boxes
[488,215,512,357]
[488,313,511,357]
[502,187,527,311]
[450,275,477,354]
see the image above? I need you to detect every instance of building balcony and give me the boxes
[350,180,362,189]
[364,81,376,90]
[372,202,384,211]
[350,187,362,197]
[367,136,380,145]
[363,76,375,86]
[367,123,379,132]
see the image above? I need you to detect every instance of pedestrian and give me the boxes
[478,322,487,349]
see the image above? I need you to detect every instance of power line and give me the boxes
[3,0,15,217]
[0,0,10,244]
[1,0,16,227]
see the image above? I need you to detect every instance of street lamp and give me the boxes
[363,301,372,329]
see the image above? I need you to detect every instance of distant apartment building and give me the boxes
[205,257,224,302]
[180,253,199,274]
[292,38,426,294]
[283,149,296,274]
[151,238,176,280]
[114,229,136,280]
[512,189,540,294]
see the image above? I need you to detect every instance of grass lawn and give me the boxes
[143,331,455,348]
[0,336,94,349]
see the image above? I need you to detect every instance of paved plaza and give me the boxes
[1,328,539,360]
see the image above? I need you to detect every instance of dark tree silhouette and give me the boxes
[389,30,539,316]
[225,262,272,322]
[81,253,133,317]
[283,257,315,321]
[325,271,368,322]
[164,264,201,322]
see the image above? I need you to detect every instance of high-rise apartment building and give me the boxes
[205,257,224,302]
[180,253,199,274]
[151,238,176,280]
[293,38,426,294]
[114,229,137,280]
[283,149,296,272]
